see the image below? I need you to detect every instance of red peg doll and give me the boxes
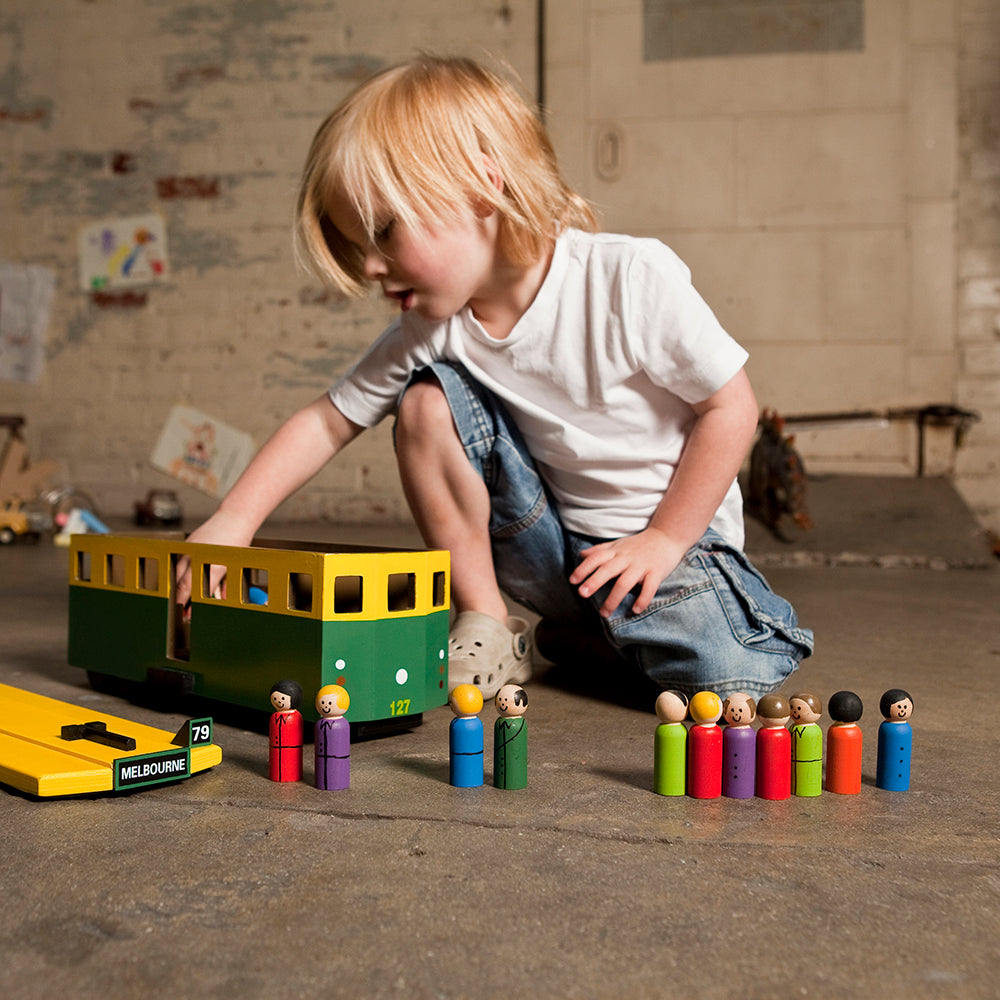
[269,679,304,782]
[825,690,863,794]
[755,693,791,800]
[687,691,723,799]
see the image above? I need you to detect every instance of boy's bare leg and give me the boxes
[395,378,510,623]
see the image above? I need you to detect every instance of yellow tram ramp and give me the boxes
[0,683,222,797]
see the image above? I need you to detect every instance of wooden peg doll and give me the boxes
[687,691,723,799]
[268,679,303,782]
[653,690,689,796]
[722,692,757,799]
[755,693,791,800]
[825,690,863,794]
[449,683,485,788]
[314,684,350,790]
[493,684,528,790]
[789,691,823,797]
[876,688,914,791]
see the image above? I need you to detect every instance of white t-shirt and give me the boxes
[329,229,749,546]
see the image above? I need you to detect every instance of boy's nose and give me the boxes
[362,245,388,280]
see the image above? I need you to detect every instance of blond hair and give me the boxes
[295,55,597,295]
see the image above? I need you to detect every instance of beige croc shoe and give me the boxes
[448,611,532,699]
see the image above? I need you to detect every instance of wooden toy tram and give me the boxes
[68,534,450,731]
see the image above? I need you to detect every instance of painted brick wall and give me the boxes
[1,0,533,526]
[3,1,998,539]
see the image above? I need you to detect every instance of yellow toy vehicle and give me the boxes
[0,499,51,544]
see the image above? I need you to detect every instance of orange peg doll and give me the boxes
[825,690,863,794]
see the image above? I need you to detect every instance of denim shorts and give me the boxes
[402,362,815,701]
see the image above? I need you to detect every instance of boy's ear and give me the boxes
[482,154,505,192]
[473,154,505,218]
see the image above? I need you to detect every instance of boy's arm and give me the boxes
[570,368,758,618]
[177,394,363,601]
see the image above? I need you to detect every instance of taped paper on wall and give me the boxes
[0,261,55,383]
[151,405,255,498]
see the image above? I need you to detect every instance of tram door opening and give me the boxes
[168,553,191,662]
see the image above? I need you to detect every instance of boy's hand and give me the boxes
[173,509,256,609]
[570,528,687,619]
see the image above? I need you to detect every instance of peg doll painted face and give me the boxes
[880,690,914,723]
[269,679,303,713]
[789,692,822,726]
[722,693,756,727]
[316,684,350,719]
[270,690,293,712]
[494,684,528,719]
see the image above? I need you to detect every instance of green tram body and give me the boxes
[68,534,450,728]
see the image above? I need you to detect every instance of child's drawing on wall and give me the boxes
[151,405,255,499]
[78,214,169,291]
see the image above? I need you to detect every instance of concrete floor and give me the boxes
[2,477,999,999]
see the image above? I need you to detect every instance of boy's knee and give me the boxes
[397,376,452,441]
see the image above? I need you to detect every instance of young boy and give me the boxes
[182,55,813,701]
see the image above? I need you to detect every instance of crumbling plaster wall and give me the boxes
[1,0,533,526]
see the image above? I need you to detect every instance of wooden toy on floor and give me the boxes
[789,691,823,797]
[314,684,350,790]
[653,690,689,796]
[0,682,221,796]
[269,679,303,782]
[493,684,528,790]
[755,693,791,800]
[449,683,485,788]
[876,689,914,791]
[686,690,723,799]
[722,693,757,799]
[825,690,864,794]
[68,533,450,735]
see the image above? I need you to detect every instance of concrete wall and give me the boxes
[2,1,997,536]
[548,0,998,535]
[956,0,1000,535]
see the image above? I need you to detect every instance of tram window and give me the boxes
[288,572,313,612]
[242,567,269,606]
[334,575,363,614]
[75,550,92,583]
[105,553,126,588]
[387,572,416,612]
[138,556,160,592]
[201,564,228,600]
[432,571,446,608]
